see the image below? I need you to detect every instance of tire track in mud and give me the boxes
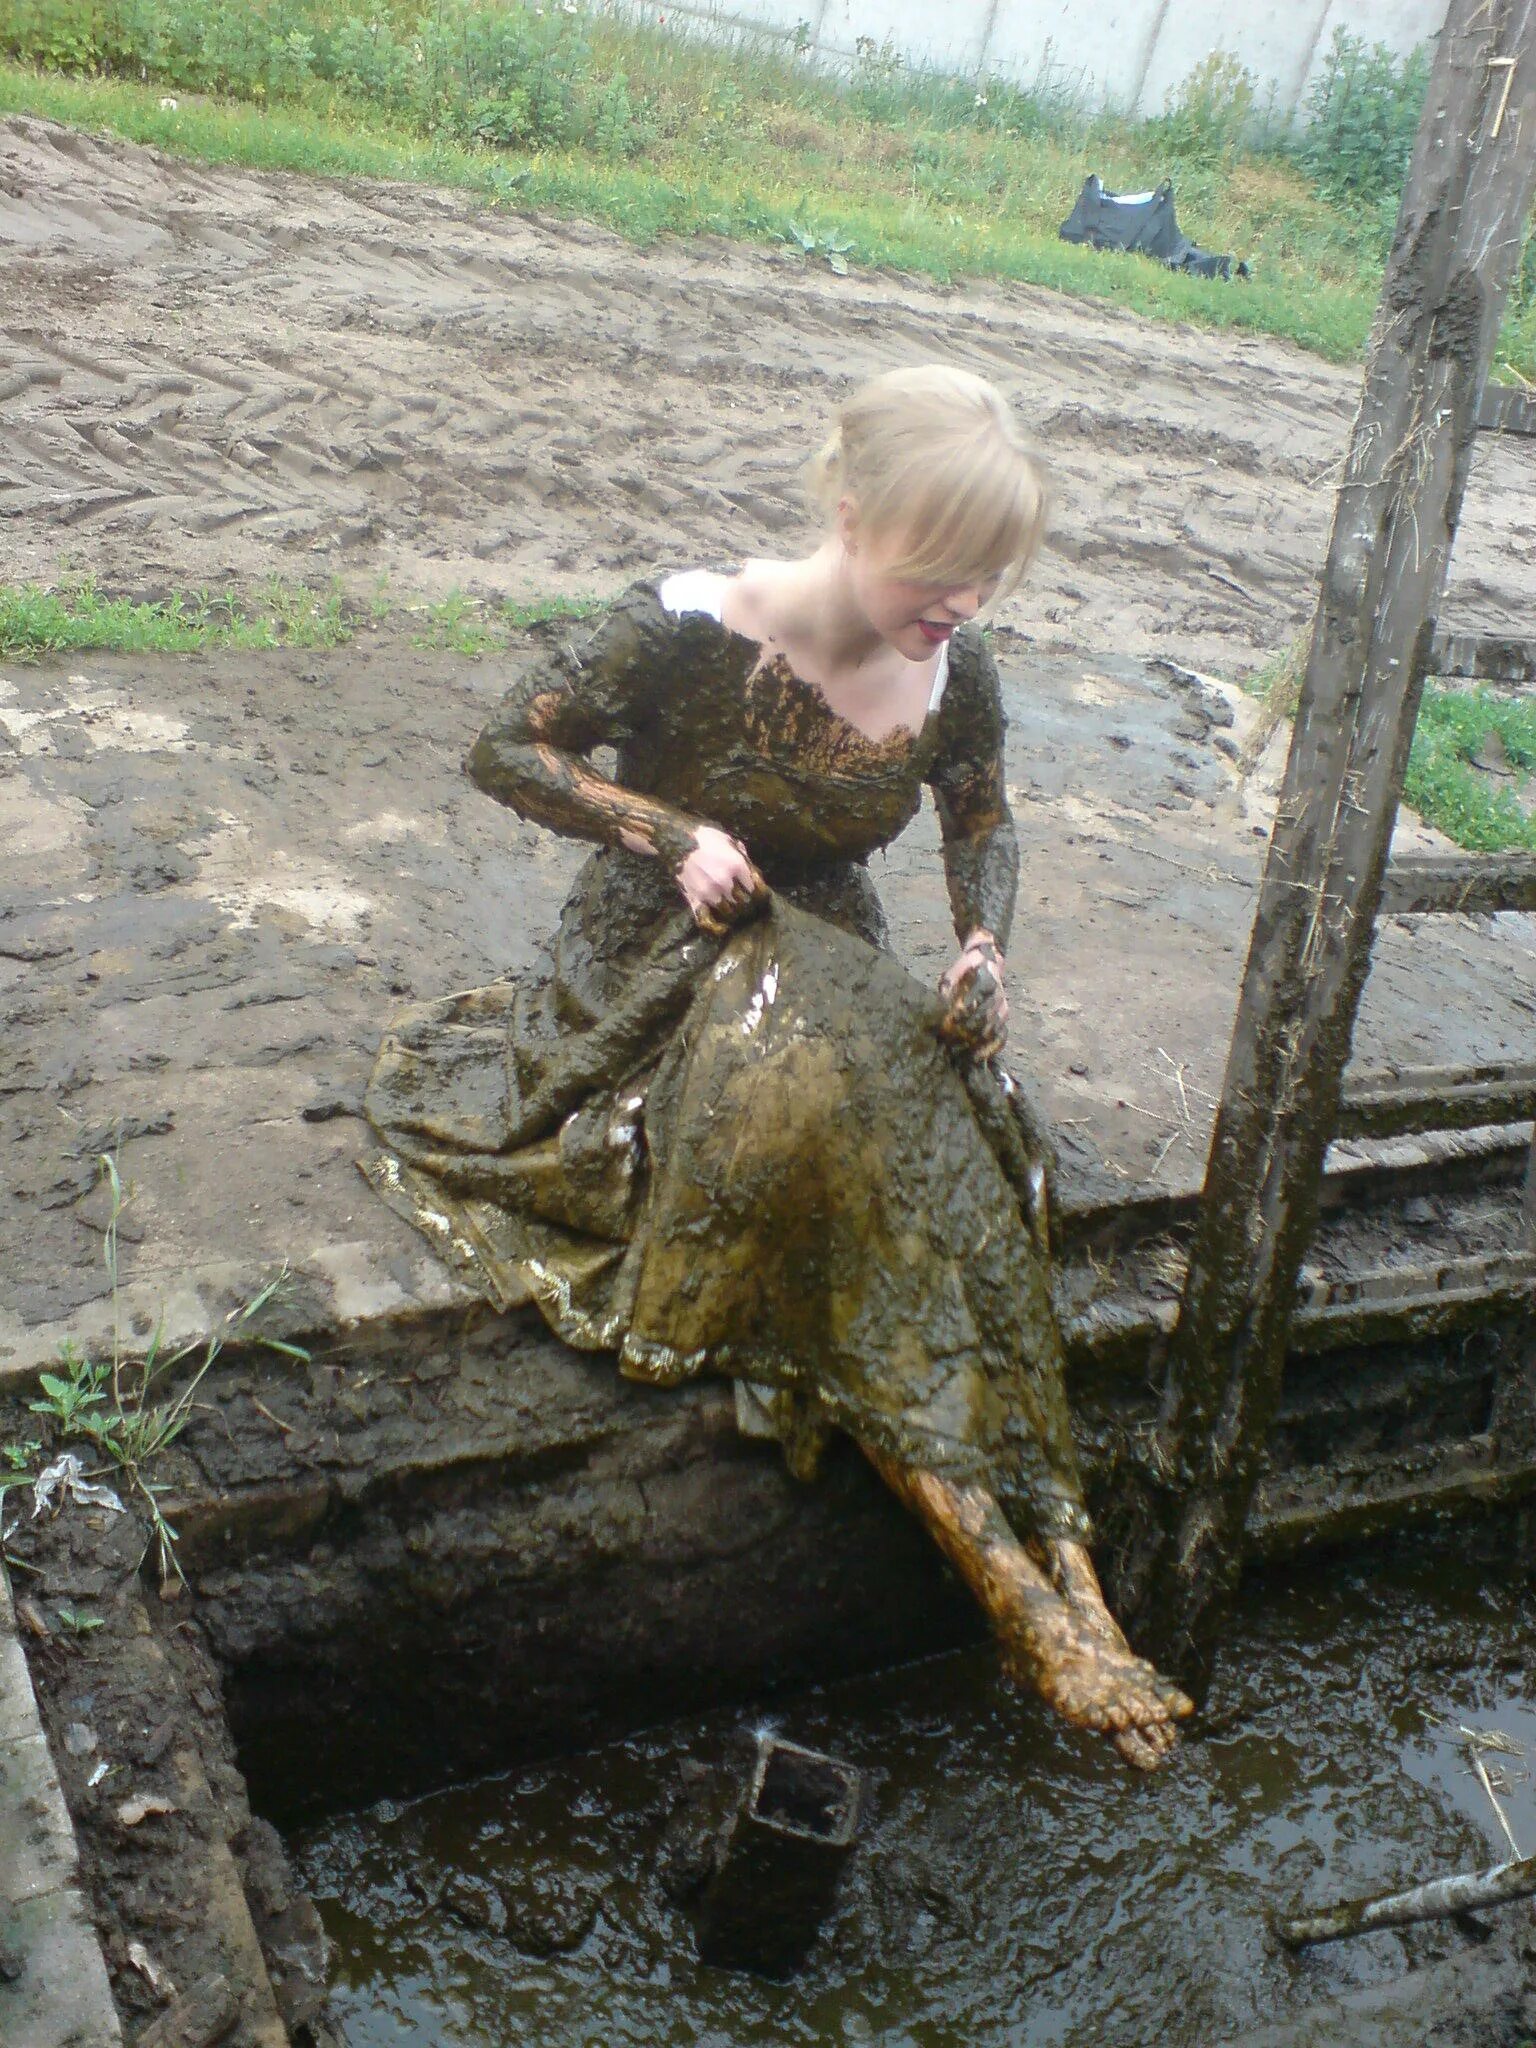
[1,113,1530,669]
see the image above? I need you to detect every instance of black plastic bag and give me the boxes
[1058,175,1249,281]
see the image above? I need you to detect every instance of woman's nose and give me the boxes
[943,586,983,619]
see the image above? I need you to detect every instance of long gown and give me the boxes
[363,575,1091,1545]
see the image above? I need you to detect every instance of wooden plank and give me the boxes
[1478,382,1536,434]
[1248,1438,1536,1560]
[1429,627,1536,683]
[1065,1249,1536,1370]
[1380,852,1536,915]
[1109,0,1536,1682]
[1338,1061,1536,1138]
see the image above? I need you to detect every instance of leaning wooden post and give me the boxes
[1107,0,1536,1681]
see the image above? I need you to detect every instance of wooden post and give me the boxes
[1106,0,1536,1681]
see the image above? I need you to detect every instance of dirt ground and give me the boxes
[2,114,1532,672]
[5,111,1536,1375]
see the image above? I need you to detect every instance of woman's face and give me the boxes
[843,516,1002,665]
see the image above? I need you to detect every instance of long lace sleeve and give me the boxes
[927,629,1019,950]
[467,590,703,869]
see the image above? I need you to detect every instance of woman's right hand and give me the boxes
[676,825,766,935]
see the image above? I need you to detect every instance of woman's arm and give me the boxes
[929,631,1019,950]
[468,608,702,867]
[467,600,764,930]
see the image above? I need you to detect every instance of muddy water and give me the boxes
[299,1545,1536,2047]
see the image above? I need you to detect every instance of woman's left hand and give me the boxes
[939,930,1008,1058]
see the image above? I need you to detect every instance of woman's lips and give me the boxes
[917,620,954,645]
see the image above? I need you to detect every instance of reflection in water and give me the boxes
[299,1547,1536,2046]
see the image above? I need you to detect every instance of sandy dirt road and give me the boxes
[1,114,1531,674]
[3,112,1536,1362]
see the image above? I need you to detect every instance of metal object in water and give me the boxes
[692,1733,863,1979]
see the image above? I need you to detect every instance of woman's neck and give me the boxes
[746,542,888,674]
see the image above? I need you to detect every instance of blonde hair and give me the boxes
[807,365,1047,596]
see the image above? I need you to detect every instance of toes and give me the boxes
[1113,1726,1163,1771]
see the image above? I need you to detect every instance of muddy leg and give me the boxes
[862,1447,1192,1771]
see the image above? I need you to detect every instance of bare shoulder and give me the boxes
[716,558,796,644]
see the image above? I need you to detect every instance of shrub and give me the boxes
[1297,28,1429,212]
[1151,50,1257,168]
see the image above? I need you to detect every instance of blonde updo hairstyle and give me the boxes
[806,365,1047,599]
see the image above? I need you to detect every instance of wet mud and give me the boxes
[299,1539,1536,2048]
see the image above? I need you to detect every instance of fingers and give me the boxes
[677,831,766,932]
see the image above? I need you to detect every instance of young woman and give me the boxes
[365,365,1192,1768]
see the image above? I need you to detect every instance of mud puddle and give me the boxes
[299,1543,1536,2046]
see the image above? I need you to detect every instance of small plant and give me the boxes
[1153,50,1257,167]
[783,220,855,276]
[55,1603,106,1635]
[20,1156,310,1590]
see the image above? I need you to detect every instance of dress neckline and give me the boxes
[655,569,950,745]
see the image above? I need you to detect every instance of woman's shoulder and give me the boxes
[655,567,733,623]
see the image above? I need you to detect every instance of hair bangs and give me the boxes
[880,445,1044,594]
[808,365,1048,602]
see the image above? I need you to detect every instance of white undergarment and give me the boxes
[657,569,951,713]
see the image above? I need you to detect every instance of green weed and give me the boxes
[15,1155,311,1590]
[54,1603,106,1634]
[1405,686,1536,854]
[499,592,605,630]
[0,577,354,657]
[1297,29,1430,220]
[413,588,605,651]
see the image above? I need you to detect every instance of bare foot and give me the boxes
[862,1446,1192,1772]
[998,1586,1193,1759]
[1042,1538,1192,1770]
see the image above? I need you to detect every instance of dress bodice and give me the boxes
[617,614,943,872]
[468,575,1020,951]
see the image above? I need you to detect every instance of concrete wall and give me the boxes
[660,0,1445,120]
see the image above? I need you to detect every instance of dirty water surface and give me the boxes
[299,1544,1536,2047]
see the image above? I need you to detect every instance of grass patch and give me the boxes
[5,3,1529,378]
[0,576,606,659]
[1239,649,1536,854]
[411,588,605,651]
[0,576,354,656]
[1406,686,1536,853]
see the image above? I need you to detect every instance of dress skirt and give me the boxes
[364,849,1090,1544]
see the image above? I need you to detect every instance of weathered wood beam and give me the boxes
[1106,0,1536,1684]
[1248,1435,1536,1561]
[1065,1247,1536,1371]
[1429,627,1536,682]
[1380,851,1536,915]
[1338,1060,1536,1138]
[1478,381,1536,433]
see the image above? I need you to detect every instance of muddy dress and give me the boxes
[364,576,1090,1544]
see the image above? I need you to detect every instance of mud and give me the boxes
[299,1538,1536,2048]
[2,116,1533,679]
[6,1502,333,2045]
[7,625,1536,1388]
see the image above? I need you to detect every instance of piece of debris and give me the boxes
[127,1939,175,1999]
[135,1972,239,2048]
[1273,1848,1536,1947]
[87,1760,111,1789]
[117,1793,178,1827]
[62,1720,98,1757]
[14,1597,50,1637]
[1058,175,1249,280]
[32,1452,124,1520]
[665,1730,864,1978]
